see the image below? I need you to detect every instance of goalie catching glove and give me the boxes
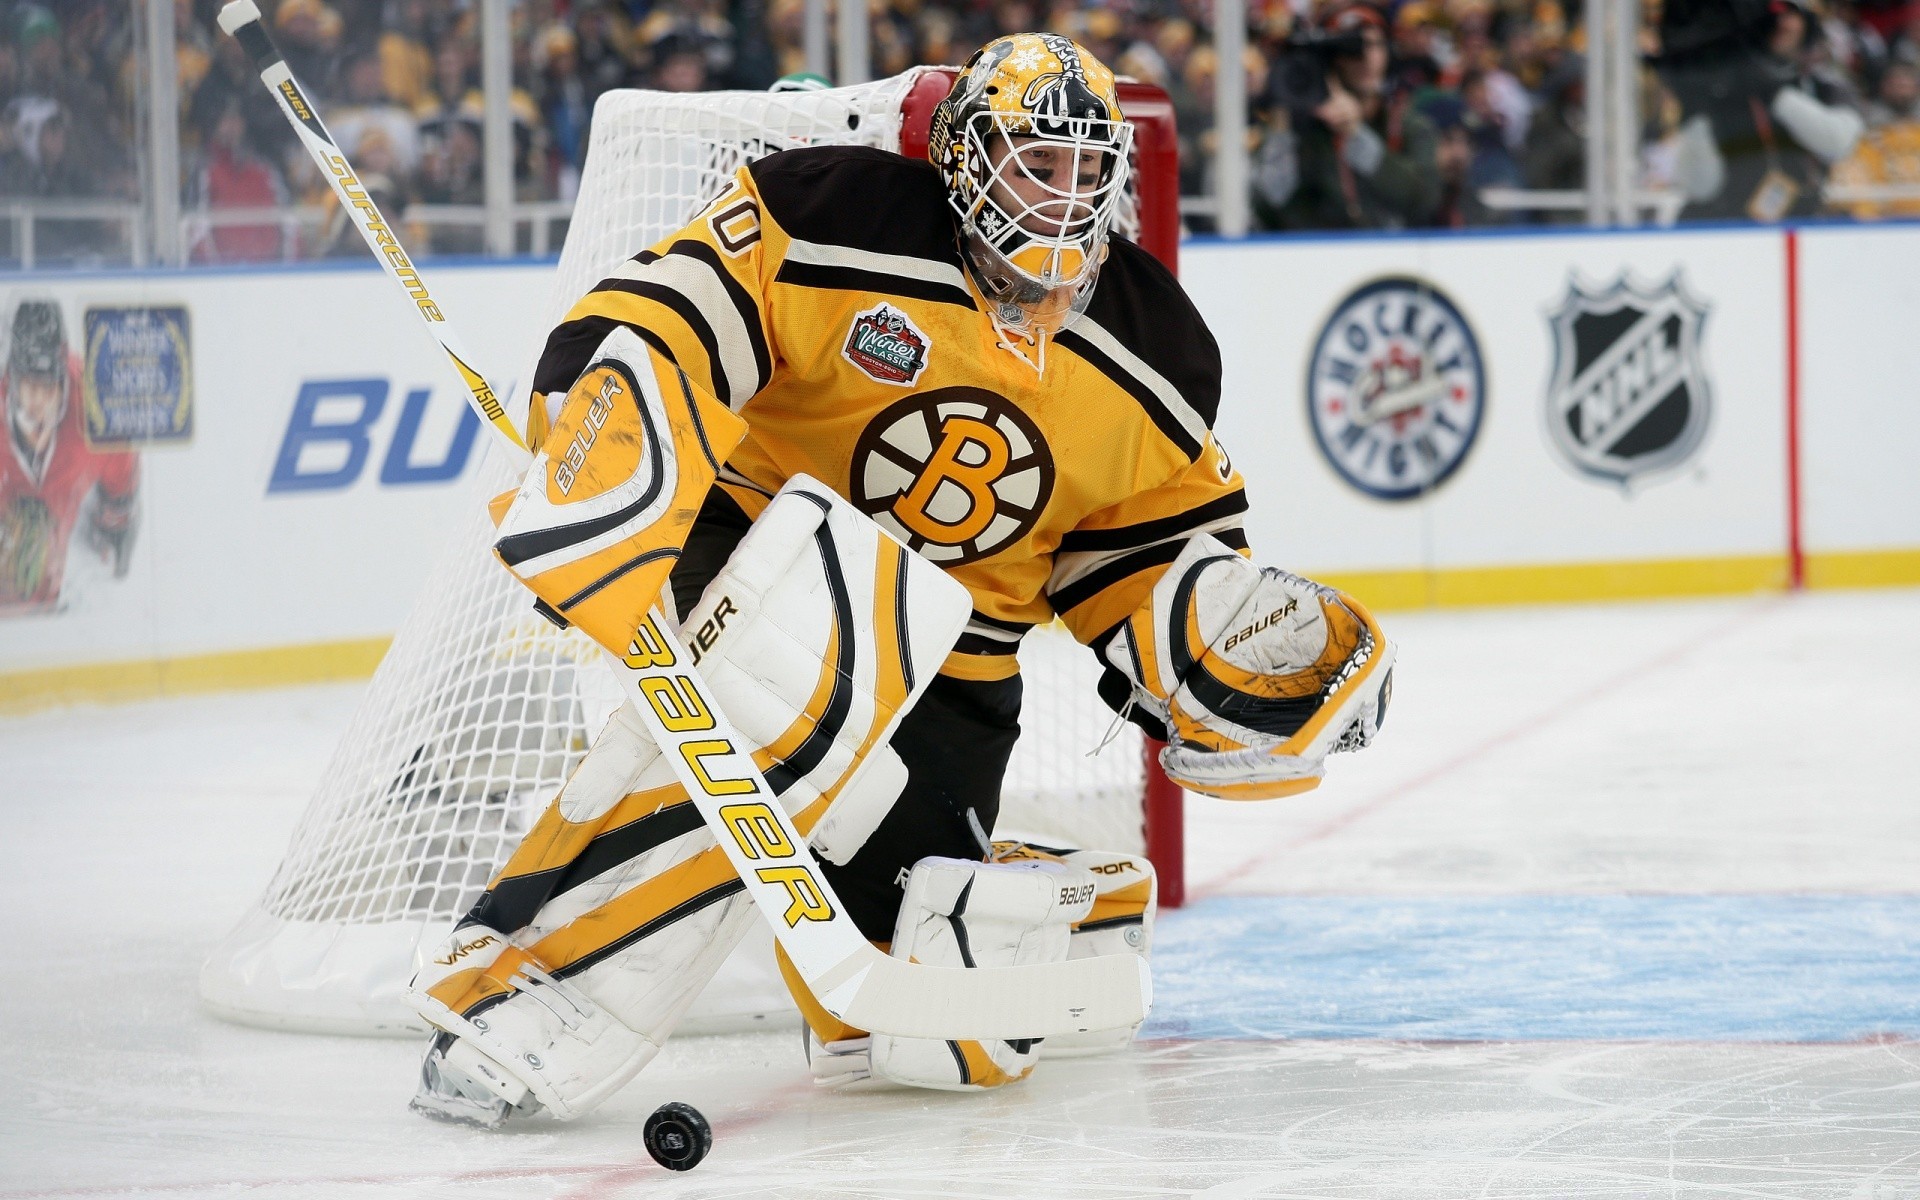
[1104,535,1394,800]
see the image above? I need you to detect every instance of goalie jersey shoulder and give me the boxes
[747,145,964,273]
[1062,237,1222,458]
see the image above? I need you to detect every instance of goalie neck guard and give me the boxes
[930,33,1133,339]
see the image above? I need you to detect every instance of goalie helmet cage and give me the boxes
[200,68,1186,1037]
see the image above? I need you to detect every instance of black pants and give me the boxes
[671,491,1021,942]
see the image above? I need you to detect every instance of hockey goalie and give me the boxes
[404,32,1394,1127]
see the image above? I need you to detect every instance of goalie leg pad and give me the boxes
[412,957,657,1124]
[799,856,1101,1091]
[1106,535,1394,801]
[405,477,967,1120]
[992,843,1159,1058]
[682,476,969,849]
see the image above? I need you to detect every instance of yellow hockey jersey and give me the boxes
[533,145,1248,679]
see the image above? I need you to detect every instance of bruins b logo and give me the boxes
[850,387,1054,565]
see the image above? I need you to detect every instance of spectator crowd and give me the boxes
[3,0,1918,263]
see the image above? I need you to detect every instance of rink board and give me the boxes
[2,223,1917,699]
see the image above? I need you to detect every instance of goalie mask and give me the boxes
[931,33,1133,338]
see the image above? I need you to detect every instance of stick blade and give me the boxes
[826,946,1152,1041]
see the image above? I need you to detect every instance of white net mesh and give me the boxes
[200,71,1147,1036]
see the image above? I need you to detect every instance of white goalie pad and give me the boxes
[1106,535,1394,801]
[1043,845,1157,1057]
[682,477,970,838]
[405,476,968,1121]
[414,955,656,1124]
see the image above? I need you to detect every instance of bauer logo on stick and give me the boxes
[1543,272,1712,492]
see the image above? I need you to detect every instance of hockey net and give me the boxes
[201,68,1184,1036]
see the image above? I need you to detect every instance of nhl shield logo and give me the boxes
[1544,273,1712,489]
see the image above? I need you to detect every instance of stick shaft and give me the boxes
[217,0,526,462]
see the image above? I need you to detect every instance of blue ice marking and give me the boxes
[1143,894,1920,1043]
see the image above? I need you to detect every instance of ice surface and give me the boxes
[3,588,1918,1198]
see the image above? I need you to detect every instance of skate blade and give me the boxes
[408,1088,514,1130]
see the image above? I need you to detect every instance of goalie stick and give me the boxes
[216,0,1150,1041]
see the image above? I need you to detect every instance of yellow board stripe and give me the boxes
[1318,554,1795,610]
[9,550,1918,717]
[1803,549,1920,589]
[0,637,391,716]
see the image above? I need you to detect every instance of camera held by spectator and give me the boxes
[1269,23,1372,116]
[1253,2,1442,230]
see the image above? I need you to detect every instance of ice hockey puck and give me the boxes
[643,1101,711,1171]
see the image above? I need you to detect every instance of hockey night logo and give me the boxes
[843,304,931,386]
[1543,273,1712,490]
[1306,277,1485,502]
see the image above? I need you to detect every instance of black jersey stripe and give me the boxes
[592,274,734,406]
[533,315,682,398]
[1055,328,1206,461]
[1046,527,1249,615]
[1057,492,1249,554]
[774,259,976,308]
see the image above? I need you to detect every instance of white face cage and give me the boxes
[958,109,1134,324]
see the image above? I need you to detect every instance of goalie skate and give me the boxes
[409,1032,546,1129]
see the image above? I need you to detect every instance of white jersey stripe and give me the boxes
[1069,317,1210,452]
[1047,510,1248,596]
[610,254,761,411]
[783,238,972,295]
